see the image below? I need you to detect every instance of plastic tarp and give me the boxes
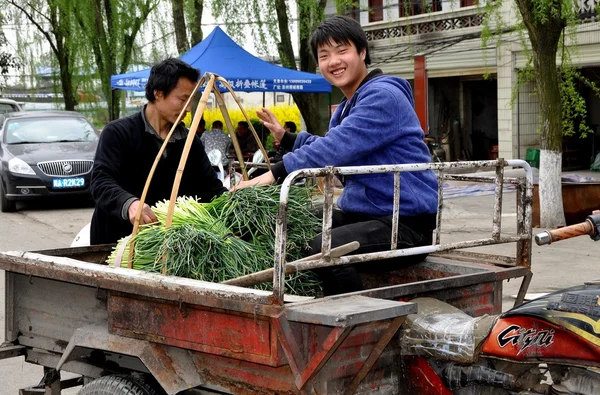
[400,297,496,363]
[110,27,331,93]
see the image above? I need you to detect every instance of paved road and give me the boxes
[0,198,93,394]
[0,189,597,394]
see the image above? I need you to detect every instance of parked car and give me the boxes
[0,111,99,212]
[0,98,23,114]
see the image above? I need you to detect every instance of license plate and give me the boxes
[52,177,85,189]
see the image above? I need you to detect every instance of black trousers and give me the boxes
[308,209,436,296]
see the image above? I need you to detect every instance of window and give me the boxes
[276,95,285,103]
[399,0,442,17]
[460,0,478,6]
[369,0,384,22]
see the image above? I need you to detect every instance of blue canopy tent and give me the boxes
[110,26,331,94]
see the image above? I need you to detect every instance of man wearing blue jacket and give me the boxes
[234,16,438,295]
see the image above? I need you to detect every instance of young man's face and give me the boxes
[154,77,196,124]
[317,39,367,98]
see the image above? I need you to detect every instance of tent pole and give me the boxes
[262,92,265,108]
[328,92,332,120]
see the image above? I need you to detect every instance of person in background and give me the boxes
[232,121,258,159]
[233,16,438,295]
[198,117,207,137]
[201,120,231,167]
[89,58,226,245]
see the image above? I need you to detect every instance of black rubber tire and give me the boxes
[0,182,16,213]
[77,375,161,395]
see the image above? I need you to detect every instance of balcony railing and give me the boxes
[364,7,483,41]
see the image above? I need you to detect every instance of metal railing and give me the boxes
[271,159,533,304]
[363,6,483,41]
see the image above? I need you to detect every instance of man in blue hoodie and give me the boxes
[234,15,439,295]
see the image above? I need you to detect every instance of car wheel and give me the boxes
[77,374,162,395]
[0,182,16,213]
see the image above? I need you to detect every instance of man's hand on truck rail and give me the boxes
[128,200,158,225]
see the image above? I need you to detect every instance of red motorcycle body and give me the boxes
[403,285,600,394]
[482,285,600,364]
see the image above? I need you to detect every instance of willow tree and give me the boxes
[485,1,597,227]
[6,0,78,110]
[188,0,204,46]
[0,14,20,83]
[171,0,189,53]
[75,0,159,121]
[211,0,330,135]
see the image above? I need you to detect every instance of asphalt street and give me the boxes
[0,186,597,394]
[0,198,93,394]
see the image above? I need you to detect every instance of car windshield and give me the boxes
[0,103,19,114]
[5,117,99,144]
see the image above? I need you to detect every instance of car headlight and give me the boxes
[8,157,36,175]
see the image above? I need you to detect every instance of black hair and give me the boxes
[212,120,223,129]
[310,15,370,66]
[238,121,249,128]
[284,121,297,133]
[145,58,200,102]
[200,117,205,127]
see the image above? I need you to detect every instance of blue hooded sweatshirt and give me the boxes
[276,72,438,217]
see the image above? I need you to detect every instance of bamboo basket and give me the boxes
[123,73,272,273]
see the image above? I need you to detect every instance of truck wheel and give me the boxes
[77,374,161,395]
[0,182,16,213]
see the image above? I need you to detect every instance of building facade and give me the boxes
[325,0,600,169]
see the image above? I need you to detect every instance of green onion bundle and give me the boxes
[107,186,322,296]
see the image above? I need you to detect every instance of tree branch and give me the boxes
[7,0,58,56]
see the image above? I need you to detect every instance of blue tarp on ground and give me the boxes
[110,27,331,93]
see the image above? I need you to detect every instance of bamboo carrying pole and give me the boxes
[222,241,360,287]
[125,72,272,274]
[126,77,205,268]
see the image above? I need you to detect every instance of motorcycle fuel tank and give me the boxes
[481,285,600,364]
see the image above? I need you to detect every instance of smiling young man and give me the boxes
[90,58,226,245]
[235,16,439,295]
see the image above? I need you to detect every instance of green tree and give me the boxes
[484,1,597,227]
[171,0,189,53]
[6,0,79,110]
[188,0,204,46]
[0,14,20,83]
[211,0,331,135]
[75,0,159,121]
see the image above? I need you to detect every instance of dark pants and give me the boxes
[308,209,436,296]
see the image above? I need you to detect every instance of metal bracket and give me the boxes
[274,313,352,392]
[274,313,406,394]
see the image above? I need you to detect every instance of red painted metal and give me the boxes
[482,316,600,363]
[275,314,353,390]
[402,356,453,395]
[414,56,428,134]
[108,295,284,366]
[344,316,405,395]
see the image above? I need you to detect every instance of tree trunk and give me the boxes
[273,0,324,135]
[190,0,204,46]
[533,44,566,227]
[516,0,566,228]
[57,51,77,111]
[171,0,188,53]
